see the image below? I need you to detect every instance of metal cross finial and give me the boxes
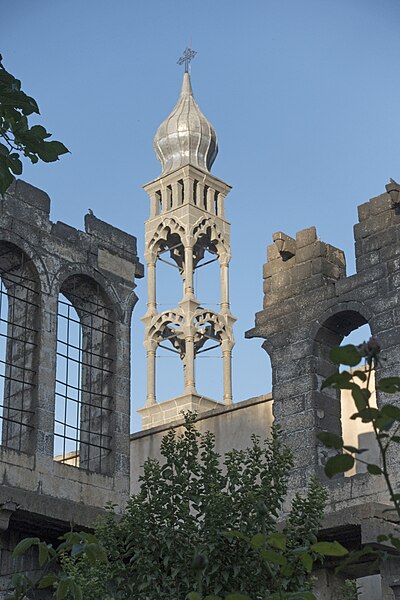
[177,47,197,73]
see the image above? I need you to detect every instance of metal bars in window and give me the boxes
[0,248,39,453]
[54,280,114,474]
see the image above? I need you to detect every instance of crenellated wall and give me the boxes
[246,181,400,486]
[246,181,400,598]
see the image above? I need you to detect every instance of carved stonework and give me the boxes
[140,72,236,428]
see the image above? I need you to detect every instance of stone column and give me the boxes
[184,335,196,394]
[220,260,229,312]
[217,192,225,218]
[184,246,194,296]
[222,345,233,404]
[197,181,205,209]
[207,187,215,215]
[146,346,157,406]
[149,191,157,218]
[147,258,157,315]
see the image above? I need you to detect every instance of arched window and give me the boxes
[315,310,377,476]
[0,242,39,453]
[54,275,114,474]
[340,323,378,476]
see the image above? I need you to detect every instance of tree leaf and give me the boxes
[321,371,351,390]
[298,552,313,572]
[38,542,49,567]
[317,431,343,450]
[325,453,354,478]
[267,532,287,551]
[352,387,369,411]
[367,464,382,475]
[260,548,287,565]
[330,345,361,367]
[56,578,70,600]
[12,537,40,557]
[378,377,400,394]
[353,370,367,382]
[251,532,265,548]
[37,140,69,163]
[311,541,348,556]
[381,404,400,421]
[38,573,58,588]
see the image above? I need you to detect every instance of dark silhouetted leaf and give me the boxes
[325,453,354,478]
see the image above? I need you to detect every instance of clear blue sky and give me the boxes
[2,0,400,432]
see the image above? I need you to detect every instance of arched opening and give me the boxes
[156,347,184,403]
[155,230,185,311]
[340,323,377,476]
[0,242,39,453]
[192,226,225,314]
[54,275,114,474]
[315,309,376,476]
[195,349,223,402]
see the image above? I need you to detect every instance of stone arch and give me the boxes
[0,228,49,294]
[313,305,372,448]
[148,218,187,273]
[148,309,185,353]
[54,265,122,321]
[194,309,232,352]
[0,240,41,453]
[191,216,230,262]
[148,217,187,253]
[55,273,116,474]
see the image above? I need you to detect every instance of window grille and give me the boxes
[54,278,114,474]
[0,246,38,453]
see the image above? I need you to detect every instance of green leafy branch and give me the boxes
[0,54,69,194]
[10,531,107,600]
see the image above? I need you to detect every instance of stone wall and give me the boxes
[0,179,143,595]
[246,180,400,596]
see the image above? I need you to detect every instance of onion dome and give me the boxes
[154,72,218,175]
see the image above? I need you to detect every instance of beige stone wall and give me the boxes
[131,380,380,492]
[341,370,379,476]
[130,394,273,494]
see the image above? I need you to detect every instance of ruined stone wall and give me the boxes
[0,179,143,595]
[246,181,400,597]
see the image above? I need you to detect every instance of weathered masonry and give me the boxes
[0,179,143,593]
[246,180,400,599]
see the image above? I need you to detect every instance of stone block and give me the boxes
[266,242,281,262]
[98,247,137,281]
[326,244,346,269]
[295,226,317,248]
[371,311,395,332]
[295,241,326,264]
[357,201,370,221]
[263,254,294,278]
[6,179,50,215]
[356,250,381,272]
[311,257,343,279]
[354,211,394,241]
[85,213,138,257]
[368,192,392,216]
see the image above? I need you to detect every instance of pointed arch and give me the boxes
[191,216,230,261]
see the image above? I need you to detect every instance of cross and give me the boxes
[177,47,197,73]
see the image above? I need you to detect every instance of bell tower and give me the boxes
[139,59,235,429]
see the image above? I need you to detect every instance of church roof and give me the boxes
[154,72,218,175]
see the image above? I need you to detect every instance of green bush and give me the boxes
[64,414,327,599]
